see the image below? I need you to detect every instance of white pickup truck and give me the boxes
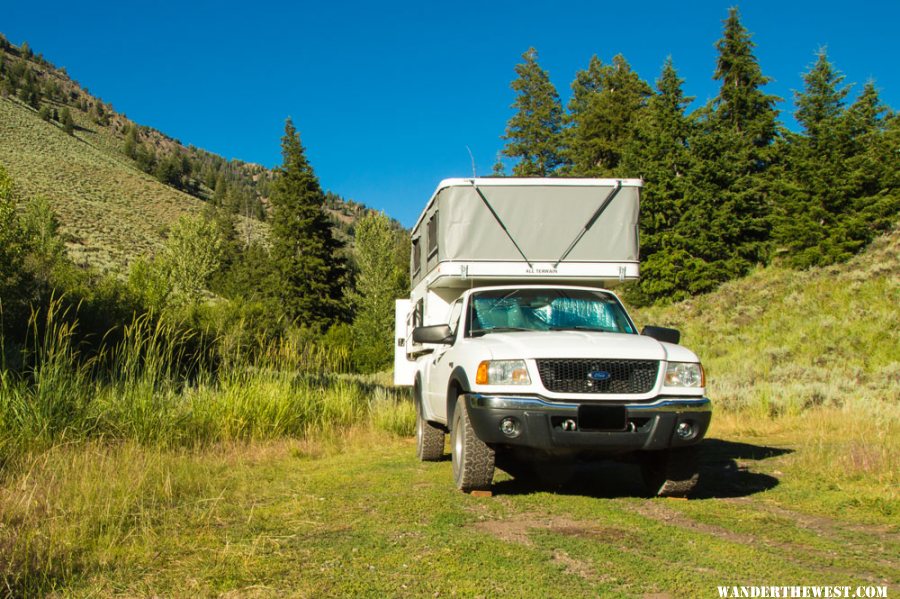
[394,178,711,496]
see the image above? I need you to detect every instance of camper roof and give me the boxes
[412,177,643,232]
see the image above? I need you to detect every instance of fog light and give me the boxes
[499,417,521,438]
[675,421,695,439]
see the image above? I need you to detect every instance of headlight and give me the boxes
[475,360,531,385]
[665,362,704,388]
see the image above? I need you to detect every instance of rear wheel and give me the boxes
[415,394,445,461]
[640,446,700,498]
[451,396,495,492]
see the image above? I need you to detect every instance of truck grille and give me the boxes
[536,359,659,394]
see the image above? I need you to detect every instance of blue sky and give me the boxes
[4,0,898,227]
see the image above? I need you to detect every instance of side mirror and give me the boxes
[412,324,454,344]
[642,325,681,345]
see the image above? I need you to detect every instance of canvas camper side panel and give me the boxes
[440,184,639,263]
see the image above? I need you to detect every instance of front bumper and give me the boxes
[464,393,711,455]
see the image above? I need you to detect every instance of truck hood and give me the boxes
[471,331,700,363]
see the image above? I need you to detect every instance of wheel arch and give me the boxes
[446,366,471,429]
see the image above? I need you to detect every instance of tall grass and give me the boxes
[0,298,413,465]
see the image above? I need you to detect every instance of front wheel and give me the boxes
[415,395,445,462]
[640,446,700,498]
[451,396,495,492]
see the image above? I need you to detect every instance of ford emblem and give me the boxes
[588,370,611,381]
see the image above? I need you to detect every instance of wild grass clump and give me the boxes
[0,298,413,466]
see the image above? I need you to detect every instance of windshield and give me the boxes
[466,288,636,337]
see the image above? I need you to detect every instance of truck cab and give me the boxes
[396,178,711,496]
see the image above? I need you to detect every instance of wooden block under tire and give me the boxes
[470,490,493,498]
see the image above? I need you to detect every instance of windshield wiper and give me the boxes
[470,327,531,337]
[549,326,608,332]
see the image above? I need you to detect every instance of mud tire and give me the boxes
[415,395,445,462]
[451,396,495,492]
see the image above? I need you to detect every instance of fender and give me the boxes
[445,365,471,429]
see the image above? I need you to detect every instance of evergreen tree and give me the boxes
[795,50,849,146]
[676,8,779,295]
[347,213,408,372]
[711,8,778,145]
[620,58,698,303]
[839,84,899,248]
[500,48,567,176]
[269,118,346,329]
[566,54,652,176]
[774,50,851,266]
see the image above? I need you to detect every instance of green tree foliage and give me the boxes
[620,59,698,303]
[675,7,779,295]
[0,165,33,323]
[21,196,67,285]
[60,107,74,135]
[566,54,652,176]
[269,119,347,330]
[123,125,138,159]
[773,45,900,269]
[501,48,567,176]
[162,215,224,307]
[128,215,224,311]
[347,213,408,372]
[38,104,51,121]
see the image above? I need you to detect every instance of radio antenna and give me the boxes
[465,146,477,178]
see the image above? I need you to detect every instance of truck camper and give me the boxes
[394,178,710,496]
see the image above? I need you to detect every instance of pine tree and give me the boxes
[775,50,851,267]
[795,50,849,146]
[712,8,778,146]
[839,84,899,249]
[620,58,697,303]
[500,48,567,176]
[269,118,347,329]
[566,54,651,176]
[676,8,779,295]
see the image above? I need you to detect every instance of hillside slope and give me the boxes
[0,97,268,270]
[632,226,900,413]
[0,38,388,273]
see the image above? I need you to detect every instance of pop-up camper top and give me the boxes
[409,178,643,290]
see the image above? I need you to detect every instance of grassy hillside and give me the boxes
[0,97,267,270]
[0,40,389,273]
[631,226,900,415]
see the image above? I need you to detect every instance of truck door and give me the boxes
[424,298,463,423]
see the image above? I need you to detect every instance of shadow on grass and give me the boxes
[490,438,791,500]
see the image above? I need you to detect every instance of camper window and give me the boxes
[412,238,421,276]
[427,212,438,258]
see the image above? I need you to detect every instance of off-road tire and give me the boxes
[451,396,495,492]
[416,396,445,461]
[640,446,700,498]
